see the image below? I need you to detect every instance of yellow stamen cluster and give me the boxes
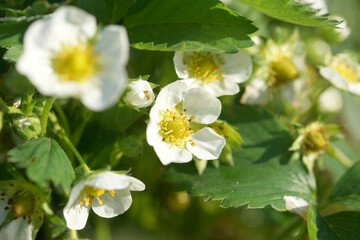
[268,54,298,87]
[330,58,358,84]
[78,185,116,207]
[51,41,99,82]
[184,52,225,83]
[159,107,197,148]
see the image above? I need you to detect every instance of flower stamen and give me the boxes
[184,51,225,83]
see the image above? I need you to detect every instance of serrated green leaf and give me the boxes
[163,105,315,210]
[315,211,360,240]
[234,0,339,27]
[124,0,257,53]
[329,160,360,208]
[8,137,75,193]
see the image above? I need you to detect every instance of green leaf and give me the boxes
[8,137,75,193]
[234,0,339,27]
[329,160,360,208]
[104,0,134,24]
[163,105,315,210]
[124,0,257,52]
[78,0,107,24]
[3,44,23,61]
[0,19,30,47]
[307,201,318,240]
[314,211,360,240]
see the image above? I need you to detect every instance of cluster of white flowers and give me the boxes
[14,2,356,237]
[14,5,255,235]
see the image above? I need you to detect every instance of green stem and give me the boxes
[69,229,78,240]
[40,97,56,137]
[333,146,354,168]
[53,102,71,137]
[0,97,9,113]
[61,132,91,173]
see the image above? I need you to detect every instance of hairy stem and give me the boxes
[40,97,56,137]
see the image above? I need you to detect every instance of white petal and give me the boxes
[319,67,349,91]
[0,196,9,225]
[173,52,189,79]
[153,141,193,165]
[183,88,221,124]
[203,79,240,97]
[126,176,146,191]
[240,79,270,106]
[187,127,226,160]
[154,80,188,110]
[63,202,90,230]
[283,195,309,220]
[92,189,132,218]
[87,172,131,191]
[124,80,155,108]
[0,218,33,240]
[318,87,343,113]
[64,181,87,211]
[80,67,127,111]
[221,50,253,83]
[348,83,360,96]
[146,118,162,146]
[95,25,129,68]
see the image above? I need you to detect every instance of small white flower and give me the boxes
[124,79,155,108]
[16,6,129,111]
[146,80,226,165]
[320,53,360,95]
[173,51,252,97]
[318,87,343,113]
[63,171,145,230]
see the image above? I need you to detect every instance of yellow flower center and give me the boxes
[330,61,358,84]
[51,41,99,82]
[184,52,225,83]
[268,54,298,87]
[78,185,115,207]
[143,90,150,100]
[10,190,36,217]
[159,106,197,148]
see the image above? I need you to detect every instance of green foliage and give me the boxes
[329,160,360,208]
[78,0,107,24]
[312,211,360,240]
[307,202,318,240]
[0,19,30,47]
[234,0,339,27]
[163,105,315,210]
[124,0,257,52]
[7,137,75,193]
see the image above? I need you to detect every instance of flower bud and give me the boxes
[269,56,298,86]
[124,79,155,108]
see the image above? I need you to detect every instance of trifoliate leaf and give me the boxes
[8,138,75,194]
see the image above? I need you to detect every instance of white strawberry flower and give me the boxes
[63,171,145,230]
[173,51,252,97]
[146,80,226,165]
[16,6,129,111]
[320,53,360,96]
[124,79,155,108]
